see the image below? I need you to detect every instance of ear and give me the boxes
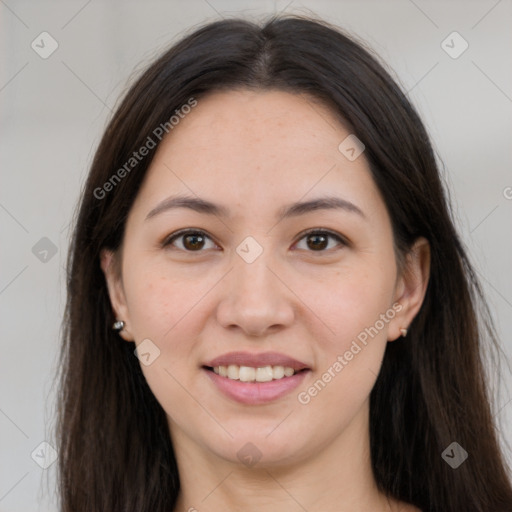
[100,248,134,341]
[388,237,431,341]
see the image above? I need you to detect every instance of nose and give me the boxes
[215,252,295,337]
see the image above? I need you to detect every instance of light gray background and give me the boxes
[1,1,511,510]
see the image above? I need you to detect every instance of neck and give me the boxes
[170,402,398,512]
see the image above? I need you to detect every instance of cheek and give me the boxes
[302,265,396,349]
[122,259,205,343]
[295,264,394,406]
[121,263,211,415]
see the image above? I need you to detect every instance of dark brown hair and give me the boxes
[55,14,512,512]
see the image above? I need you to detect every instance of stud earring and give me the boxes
[400,328,408,337]
[112,320,125,332]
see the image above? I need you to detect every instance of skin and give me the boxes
[101,89,429,512]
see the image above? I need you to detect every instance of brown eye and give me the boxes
[306,233,328,251]
[183,233,206,250]
[163,230,217,252]
[294,230,346,252]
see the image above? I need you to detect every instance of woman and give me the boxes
[56,14,512,512]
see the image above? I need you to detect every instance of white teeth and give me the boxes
[212,364,299,382]
[284,367,294,377]
[273,365,285,379]
[227,364,239,380]
[255,366,273,382]
[239,366,255,382]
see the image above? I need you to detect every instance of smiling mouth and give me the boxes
[203,365,309,383]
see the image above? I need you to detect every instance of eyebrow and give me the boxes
[145,194,366,221]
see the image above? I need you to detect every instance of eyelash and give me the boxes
[161,228,348,253]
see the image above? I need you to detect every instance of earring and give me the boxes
[400,328,408,337]
[112,320,125,332]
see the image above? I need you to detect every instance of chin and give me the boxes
[203,426,310,468]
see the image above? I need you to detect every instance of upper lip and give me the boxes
[204,351,310,371]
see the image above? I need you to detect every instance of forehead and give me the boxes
[162,89,348,161]
[130,89,383,218]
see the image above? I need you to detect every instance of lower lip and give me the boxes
[203,368,310,405]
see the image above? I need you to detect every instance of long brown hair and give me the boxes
[55,14,512,511]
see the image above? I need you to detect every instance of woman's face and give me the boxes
[102,89,428,467]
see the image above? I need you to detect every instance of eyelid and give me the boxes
[292,228,348,251]
[162,227,349,253]
[161,228,220,251]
